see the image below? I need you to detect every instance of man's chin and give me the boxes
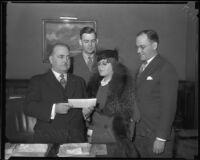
[99,73,105,77]
[140,57,146,61]
[87,50,95,54]
[61,68,69,73]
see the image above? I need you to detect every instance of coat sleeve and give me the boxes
[156,63,178,139]
[132,94,141,122]
[130,91,140,140]
[23,76,53,122]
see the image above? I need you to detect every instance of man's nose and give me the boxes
[62,58,67,62]
[63,58,69,63]
[99,65,104,70]
[88,41,93,46]
[137,47,141,54]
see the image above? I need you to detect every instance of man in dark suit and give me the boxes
[134,30,178,158]
[72,27,98,96]
[24,43,87,143]
[72,27,99,125]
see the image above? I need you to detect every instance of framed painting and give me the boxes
[42,19,96,63]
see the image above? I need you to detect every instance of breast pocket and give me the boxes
[143,75,160,94]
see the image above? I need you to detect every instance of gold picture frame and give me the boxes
[42,19,96,63]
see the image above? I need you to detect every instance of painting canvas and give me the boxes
[43,19,96,62]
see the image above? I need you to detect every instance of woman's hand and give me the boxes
[82,106,94,118]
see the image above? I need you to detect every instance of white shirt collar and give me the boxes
[101,77,111,86]
[146,53,158,66]
[51,69,67,81]
[82,52,94,63]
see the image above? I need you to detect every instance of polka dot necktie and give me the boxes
[87,56,93,71]
[60,74,66,88]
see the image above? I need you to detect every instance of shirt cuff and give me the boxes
[50,104,56,119]
[87,129,93,136]
[156,137,166,141]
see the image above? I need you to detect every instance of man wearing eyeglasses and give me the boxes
[134,30,178,158]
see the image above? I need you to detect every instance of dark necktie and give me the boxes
[87,56,93,71]
[60,74,66,88]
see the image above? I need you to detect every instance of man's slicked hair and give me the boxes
[48,42,70,57]
[136,29,159,44]
[80,26,97,39]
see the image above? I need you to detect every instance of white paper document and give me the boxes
[68,98,97,108]
[57,143,93,157]
[15,144,48,153]
[5,144,48,159]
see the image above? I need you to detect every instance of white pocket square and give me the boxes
[146,76,153,80]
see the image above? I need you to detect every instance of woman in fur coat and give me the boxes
[84,49,140,157]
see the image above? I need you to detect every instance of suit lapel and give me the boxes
[64,74,81,123]
[46,71,78,122]
[136,54,163,88]
[91,54,98,73]
[45,70,64,94]
[45,70,76,98]
[64,73,75,98]
[79,53,97,73]
[79,54,89,71]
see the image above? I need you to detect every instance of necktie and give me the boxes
[60,74,66,88]
[87,56,93,71]
[138,61,147,77]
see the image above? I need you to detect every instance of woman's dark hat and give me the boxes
[97,49,119,62]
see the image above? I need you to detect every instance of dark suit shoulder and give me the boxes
[30,71,50,80]
[30,73,45,80]
[158,56,178,80]
[73,52,82,57]
[72,53,83,60]
[158,55,176,71]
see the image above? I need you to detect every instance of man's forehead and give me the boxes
[53,45,69,54]
[136,34,149,44]
[82,33,96,39]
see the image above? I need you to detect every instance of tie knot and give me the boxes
[60,74,65,79]
[87,56,93,71]
[142,60,147,65]
[60,74,66,88]
[88,56,92,62]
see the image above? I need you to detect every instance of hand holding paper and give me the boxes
[82,106,94,120]
[55,103,72,114]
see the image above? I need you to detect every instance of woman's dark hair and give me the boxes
[97,49,118,62]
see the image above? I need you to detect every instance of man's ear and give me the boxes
[152,42,158,50]
[79,39,83,46]
[96,38,99,44]
[49,56,53,64]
